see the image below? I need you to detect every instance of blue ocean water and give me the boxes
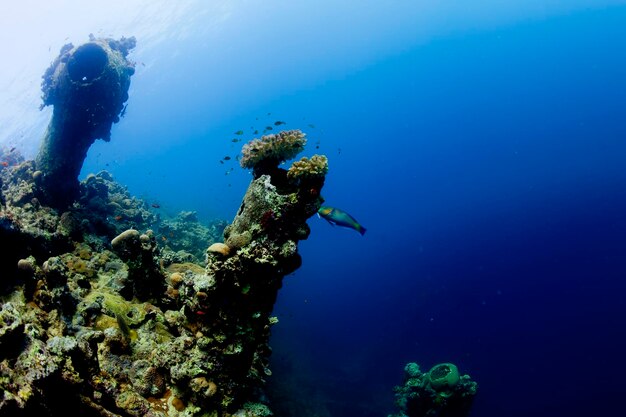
[4,2,626,416]
[265,7,626,417]
[84,5,626,416]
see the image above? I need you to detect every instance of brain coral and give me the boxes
[240,130,306,170]
[287,154,328,180]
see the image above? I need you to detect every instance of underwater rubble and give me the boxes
[0,36,477,417]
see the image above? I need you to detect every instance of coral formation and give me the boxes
[286,154,328,181]
[110,229,165,300]
[388,362,477,417]
[158,211,226,263]
[207,242,231,257]
[240,130,306,177]
[35,36,136,208]
[0,38,328,415]
[1,33,476,417]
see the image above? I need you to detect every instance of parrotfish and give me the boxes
[317,206,366,236]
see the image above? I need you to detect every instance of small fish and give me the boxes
[114,215,123,221]
[1,161,8,167]
[317,206,366,236]
[220,160,224,164]
[253,130,259,134]
[231,138,239,143]
[308,124,316,128]
[223,156,231,161]
[274,121,286,126]
[234,130,244,135]
[151,203,161,208]
[265,126,273,131]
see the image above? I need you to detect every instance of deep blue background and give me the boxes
[265,7,626,417]
[79,5,626,417]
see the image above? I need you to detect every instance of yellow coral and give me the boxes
[240,130,306,169]
[66,256,95,278]
[207,242,230,256]
[287,154,328,180]
[166,262,206,275]
[75,243,92,260]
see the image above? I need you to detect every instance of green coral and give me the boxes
[237,402,273,417]
[225,229,253,250]
[287,154,328,180]
[240,130,306,172]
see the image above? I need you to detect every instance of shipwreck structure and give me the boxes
[35,36,136,209]
[0,37,329,417]
[0,37,476,417]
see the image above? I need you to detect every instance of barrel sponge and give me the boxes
[427,363,460,391]
[240,130,306,170]
[287,154,328,180]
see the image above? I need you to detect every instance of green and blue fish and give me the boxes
[317,206,366,236]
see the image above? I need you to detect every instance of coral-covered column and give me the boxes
[185,130,329,409]
[35,36,136,209]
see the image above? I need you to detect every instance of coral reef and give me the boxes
[35,36,136,208]
[0,45,328,416]
[0,147,24,173]
[158,212,226,263]
[0,151,320,415]
[164,129,327,411]
[1,33,478,417]
[388,362,477,417]
[78,171,159,242]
